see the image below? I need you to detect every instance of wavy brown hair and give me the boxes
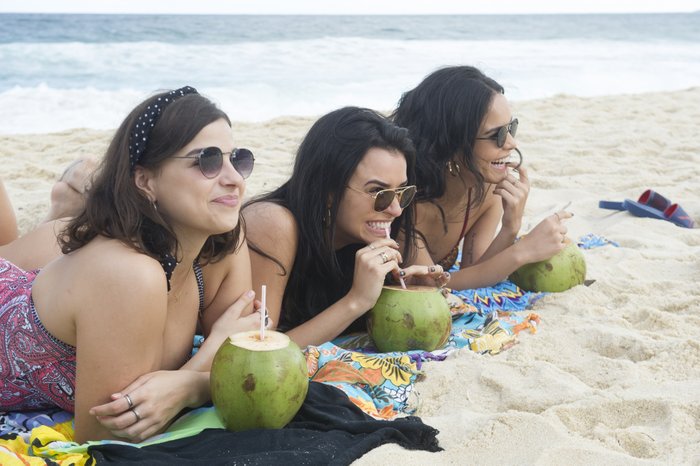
[60,90,243,264]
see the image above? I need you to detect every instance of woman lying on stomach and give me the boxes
[243,107,447,348]
[392,66,571,290]
[0,87,263,442]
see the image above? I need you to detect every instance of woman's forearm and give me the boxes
[448,242,528,290]
[285,294,366,348]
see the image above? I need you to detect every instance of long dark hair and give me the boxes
[60,90,243,265]
[391,65,504,210]
[247,107,417,330]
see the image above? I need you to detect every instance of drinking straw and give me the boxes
[385,228,407,289]
[260,285,266,340]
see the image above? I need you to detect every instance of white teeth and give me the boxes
[368,222,391,230]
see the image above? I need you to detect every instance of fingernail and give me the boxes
[246,290,255,298]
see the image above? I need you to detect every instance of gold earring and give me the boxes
[447,160,461,176]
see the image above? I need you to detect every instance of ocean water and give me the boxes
[1,13,699,134]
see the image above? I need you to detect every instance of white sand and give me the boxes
[2,89,699,464]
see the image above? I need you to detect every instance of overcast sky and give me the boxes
[2,0,700,15]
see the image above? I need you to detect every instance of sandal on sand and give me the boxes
[599,189,695,228]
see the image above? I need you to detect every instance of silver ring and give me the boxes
[369,244,376,250]
[131,407,141,423]
[124,394,133,409]
[380,252,389,264]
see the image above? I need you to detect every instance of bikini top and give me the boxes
[435,189,472,271]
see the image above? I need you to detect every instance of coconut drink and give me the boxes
[210,330,309,432]
[509,238,586,292]
[367,285,452,352]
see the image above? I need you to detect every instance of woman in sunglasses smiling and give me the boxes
[392,66,571,290]
[0,87,266,442]
[244,107,446,347]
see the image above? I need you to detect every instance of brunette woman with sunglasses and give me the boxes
[0,88,266,442]
[392,66,571,290]
[243,107,447,348]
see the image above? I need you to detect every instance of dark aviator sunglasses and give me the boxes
[346,185,417,212]
[476,118,518,148]
[173,147,255,179]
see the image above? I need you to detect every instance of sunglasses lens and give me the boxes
[374,190,395,211]
[399,186,417,208]
[497,119,519,147]
[232,148,255,179]
[199,147,223,178]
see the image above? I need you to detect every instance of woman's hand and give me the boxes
[346,238,403,312]
[493,166,530,234]
[209,290,271,341]
[517,210,573,263]
[88,370,209,442]
[397,264,450,289]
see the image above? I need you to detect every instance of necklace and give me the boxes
[168,263,193,304]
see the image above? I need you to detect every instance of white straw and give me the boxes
[385,228,407,289]
[260,285,266,340]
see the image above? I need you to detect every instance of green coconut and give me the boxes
[210,330,309,432]
[367,285,452,352]
[509,238,587,292]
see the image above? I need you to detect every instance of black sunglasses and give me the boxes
[476,118,518,148]
[173,147,255,179]
[346,185,417,212]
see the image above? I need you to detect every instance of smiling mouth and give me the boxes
[213,195,239,207]
[491,156,510,169]
[367,221,392,232]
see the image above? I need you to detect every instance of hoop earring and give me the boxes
[446,160,461,177]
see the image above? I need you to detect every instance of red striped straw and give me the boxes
[385,227,406,289]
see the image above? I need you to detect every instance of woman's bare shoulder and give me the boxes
[56,237,165,292]
[244,202,298,240]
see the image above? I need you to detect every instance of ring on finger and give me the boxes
[554,212,561,221]
[380,252,389,264]
[369,244,376,250]
[130,407,141,423]
[124,394,134,409]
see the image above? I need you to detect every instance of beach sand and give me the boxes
[2,89,699,464]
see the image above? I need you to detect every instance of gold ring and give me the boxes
[131,408,141,423]
[380,252,389,264]
[124,394,133,409]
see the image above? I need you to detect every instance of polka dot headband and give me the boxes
[128,86,199,170]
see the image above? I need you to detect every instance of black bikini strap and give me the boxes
[193,261,205,317]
